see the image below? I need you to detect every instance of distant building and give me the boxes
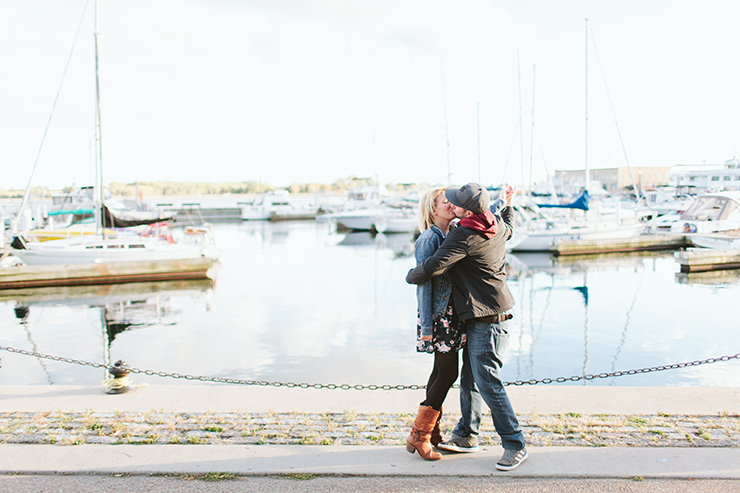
[668,157,740,194]
[553,166,670,193]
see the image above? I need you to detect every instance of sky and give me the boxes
[2,0,740,191]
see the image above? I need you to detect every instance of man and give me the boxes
[405,182,527,471]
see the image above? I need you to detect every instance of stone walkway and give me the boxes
[2,410,738,447]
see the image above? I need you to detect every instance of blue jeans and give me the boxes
[452,317,525,450]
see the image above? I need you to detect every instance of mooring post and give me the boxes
[105,360,136,394]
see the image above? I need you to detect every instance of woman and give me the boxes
[405,187,462,461]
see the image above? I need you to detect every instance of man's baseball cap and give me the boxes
[445,183,489,214]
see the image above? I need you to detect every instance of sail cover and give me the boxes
[101,205,174,228]
[537,191,590,211]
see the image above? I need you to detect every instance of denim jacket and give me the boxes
[415,224,453,337]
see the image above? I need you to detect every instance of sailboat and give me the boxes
[507,191,645,251]
[10,1,219,267]
[507,20,645,252]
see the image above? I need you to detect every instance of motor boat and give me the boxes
[669,191,740,234]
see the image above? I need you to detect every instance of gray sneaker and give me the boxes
[495,447,528,471]
[436,435,479,453]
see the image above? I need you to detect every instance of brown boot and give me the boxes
[431,405,443,447]
[406,405,442,460]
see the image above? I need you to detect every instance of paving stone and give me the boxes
[7,433,48,444]
[84,436,117,444]
[665,432,686,439]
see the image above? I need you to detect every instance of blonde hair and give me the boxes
[418,187,447,232]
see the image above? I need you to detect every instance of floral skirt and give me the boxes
[416,297,465,354]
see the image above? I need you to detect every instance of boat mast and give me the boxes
[517,48,524,196]
[529,64,536,200]
[584,18,589,194]
[94,0,105,236]
[441,63,451,185]
[476,102,481,183]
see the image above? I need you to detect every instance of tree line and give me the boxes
[0,177,393,198]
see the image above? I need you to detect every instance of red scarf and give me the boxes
[458,210,498,238]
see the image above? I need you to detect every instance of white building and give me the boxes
[669,157,740,194]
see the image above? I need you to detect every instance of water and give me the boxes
[1,220,739,387]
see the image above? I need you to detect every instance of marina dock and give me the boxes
[0,257,218,290]
[158,204,243,223]
[674,248,740,273]
[551,234,690,256]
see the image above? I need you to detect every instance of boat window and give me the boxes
[720,199,739,220]
[681,196,728,221]
[129,244,146,249]
[107,244,124,249]
[86,245,104,249]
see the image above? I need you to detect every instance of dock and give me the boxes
[0,257,218,290]
[163,205,243,223]
[674,248,740,273]
[0,277,214,304]
[157,206,321,223]
[552,234,689,256]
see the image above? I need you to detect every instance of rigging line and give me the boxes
[13,0,92,231]
[582,273,590,383]
[499,122,521,184]
[588,25,642,202]
[522,272,534,379]
[514,267,528,379]
[20,318,54,385]
[533,126,559,201]
[609,265,646,385]
[529,278,554,380]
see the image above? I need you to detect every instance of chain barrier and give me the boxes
[1,345,738,390]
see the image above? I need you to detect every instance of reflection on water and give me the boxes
[1,221,739,387]
[676,269,740,285]
[336,231,415,258]
[2,279,213,385]
[505,250,739,387]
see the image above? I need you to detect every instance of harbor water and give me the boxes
[1,220,739,387]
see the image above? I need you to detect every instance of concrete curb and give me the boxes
[1,444,739,479]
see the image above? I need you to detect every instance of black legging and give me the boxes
[423,351,459,411]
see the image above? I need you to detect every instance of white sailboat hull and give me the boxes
[321,209,384,231]
[12,235,207,266]
[374,211,418,234]
[508,221,645,252]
